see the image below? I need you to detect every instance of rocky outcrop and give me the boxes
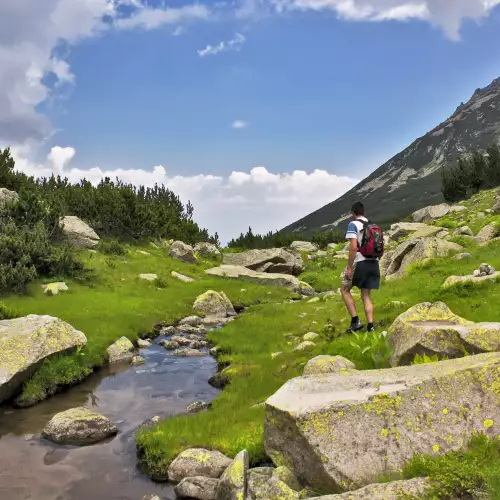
[215,449,248,500]
[310,478,431,499]
[289,241,318,252]
[443,271,500,288]
[193,291,236,319]
[169,241,197,264]
[453,226,473,237]
[303,355,355,376]
[172,271,195,283]
[265,352,500,492]
[383,238,462,280]
[475,223,499,243]
[42,407,117,445]
[59,216,99,248]
[106,336,137,364]
[195,242,221,257]
[388,302,500,366]
[168,449,232,482]
[411,203,450,222]
[42,282,68,295]
[223,248,304,276]
[0,187,19,208]
[205,265,315,296]
[175,476,219,499]
[0,315,87,403]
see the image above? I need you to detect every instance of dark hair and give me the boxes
[351,201,365,216]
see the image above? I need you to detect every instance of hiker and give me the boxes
[341,201,383,333]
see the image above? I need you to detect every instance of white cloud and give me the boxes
[172,26,185,36]
[270,0,500,39]
[10,146,358,243]
[197,33,246,57]
[232,120,248,129]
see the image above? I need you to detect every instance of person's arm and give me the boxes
[344,222,358,279]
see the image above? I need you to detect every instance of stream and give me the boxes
[0,339,220,500]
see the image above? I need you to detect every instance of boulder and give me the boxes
[453,226,473,237]
[411,203,450,222]
[168,449,232,482]
[172,271,195,283]
[175,476,219,499]
[452,252,473,260]
[247,468,275,499]
[139,273,158,281]
[169,241,197,264]
[493,198,500,214]
[186,401,212,413]
[443,272,500,288]
[0,315,87,403]
[436,230,449,239]
[388,302,500,366]
[132,356,146,365]
[265,352,500,492]
[215,449,248,500]
[250,476,300,499]
[384,238,462,280]
[193,291,236,319]
[476,223,499,242]
[137,338,151,348]
[223,248,304,276]
[195,242,221,257]
[303,332,320,341]
[310,478,431,499]
[174,348,205,357]
[292,341,315,352]
[386,223,428,241]
[42,282,68,295]
[42,407,117,445]
[273,466,302,491]
[59,216,99,248]
[450,205,466,212]
[180,316,203,327]
[205,265,315,296]
[106,336,137,364]
[289,241,318,253]
[0,187,19,208]
[303,355,355,376]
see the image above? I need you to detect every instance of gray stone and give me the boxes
[292,341,315,352]
[493,198,500,214]
[205,265,315,296]
[132,355,146,365]
[195,242,221,257]
[450,205,467,212]
[265,352,500,492]
[443,271,500,288]
[168,448,232,482]
[411,203,450,222]
[139,273,158,281]
[60,216,99,248]
[388,302,500,366]
[452,252,473,260]
[161,340,180,350]
[142,495,161,500]
[179,315,203,327]
[247,468,275,500]
[289,241,318,252]
[303,332,319,341]
[169,241,197,264]
[453,226,473,237]
[42,407,117,445]
[106,336,137,364]
[303,355,355,376]
[387,222,429,241]
[476,223,499,242]
[0,187,19,208]
[215,450,248,500]
[186,401,212,413]
[137,339,151,348]
[223,248,304,276]
[0,315,87,403]
[172,271,195,283]
[175,476,219,499]
[193,291,236,319]
[174,348,205,357]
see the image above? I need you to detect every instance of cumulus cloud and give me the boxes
[0,0,210,145]
[270,0,500,39]
[11,147,358,242]
[232,120,248,129]
[198,33,246,57]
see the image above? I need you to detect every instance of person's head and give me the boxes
[351,201,365,218]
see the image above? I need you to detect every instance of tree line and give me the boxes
[441,142,500,202]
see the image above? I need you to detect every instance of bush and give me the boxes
[154,276,168,289]
[437,219,457,229]
[98,239,127,255]
[0,302,19,320]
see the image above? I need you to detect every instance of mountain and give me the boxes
[283,77,500,234]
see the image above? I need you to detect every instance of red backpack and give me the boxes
[359,220,385,258]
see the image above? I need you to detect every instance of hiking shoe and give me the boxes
[367,325,376,333]
[346,319,364,333]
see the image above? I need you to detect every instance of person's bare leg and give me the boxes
[342,287,358,318]
[361,289,374,323]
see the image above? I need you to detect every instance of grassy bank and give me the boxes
[2,245,290,405]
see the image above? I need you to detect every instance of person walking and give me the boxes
[341,201,383,333]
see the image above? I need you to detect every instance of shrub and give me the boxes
[411,353,448,365]
[349,330,392,369]
[98,239,127,255]
[0,302,19,320]
[437,219,457,229]
[154,276,168,289]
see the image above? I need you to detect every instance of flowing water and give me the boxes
[0,340,219,500]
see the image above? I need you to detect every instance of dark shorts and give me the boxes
[352,260,380,290]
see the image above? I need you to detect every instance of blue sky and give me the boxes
[2,0,500,241]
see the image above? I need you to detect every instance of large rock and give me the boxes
[172,271,195,283]
[411,203,450,222]
[475,223,500,243]
[443,271,500,287]
[310,478,431,499]
[215,449,248,500]
[0,187,19,208]
[193,291,236,318]
[223,248,304,276]
[174,476,219,499]
[384,238,462,280]
[265,352,500,492]
[303,356,356,376]
[106,336,137,364]
[493,198,500,214]
[0,315,87,403]
[205,265,315,296]
[195,242,221,257]
[453,226,473,237]
[42,407,117,445]
[168,449,232,482]
[388,302,500,366]
[386,222,428,241]
[59,215,99,248]
[169,241,197,264]
[289,241,318,253]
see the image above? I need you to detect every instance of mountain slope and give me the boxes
[283,77,500,234]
